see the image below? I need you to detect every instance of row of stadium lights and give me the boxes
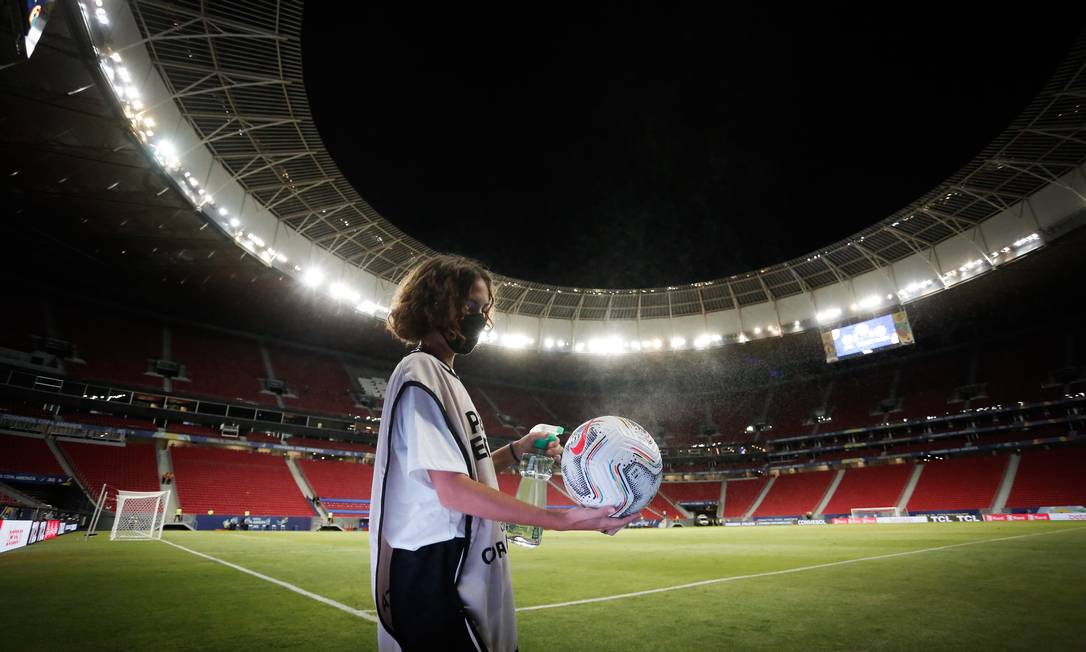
[84,2,1045,356]
[488,230,1042,355]
[84,1,392,321]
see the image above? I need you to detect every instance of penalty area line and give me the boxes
[160,539,378,623]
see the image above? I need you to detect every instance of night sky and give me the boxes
[303,8,1083,288]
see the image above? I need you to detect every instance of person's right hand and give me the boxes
[554,506,640,533]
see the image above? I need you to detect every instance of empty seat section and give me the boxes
[662,481,722,505]
[1006,446,1086,509]
[821,464,912,515]
[171,328,271,405]
[896,352,970,420]
[752,471,835,517]
[0,434,65,476]
[267,344,358,416]
[61,440,160,510]
[827,367,891,428]
[722,478,768,518]
[480,385,556,431]
[58,306,162,390]
[712,391,763,442]
[170,445,312,516]
[766,381,823,436]
[906,455,1007,512]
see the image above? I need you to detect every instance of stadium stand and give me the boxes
[170,327,272,405]
[753,470,835,517]
[722,477,768,518]
[662,481,722,505]
[896,351,971,420]
[60,440,160,510]
[765,381,823,436]
[906,455,1007,512]
[267,344,360,416]
[820,464,913,515]
[170,445,313,516]
[478,384,556,432]
[298,458,372,500]
[56,305,163,391]
[0,433,65,476]
[712,391,765,442]
[299,458,373,516]
[1006,446,1086,509]
[825,366,893,428]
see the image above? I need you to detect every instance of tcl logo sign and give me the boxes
[928,514,981,523]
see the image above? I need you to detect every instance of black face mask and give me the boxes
[445,312,487,355]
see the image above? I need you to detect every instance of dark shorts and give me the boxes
[390,537,484,651]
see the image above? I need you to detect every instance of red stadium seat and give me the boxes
[170,446,313,516]
[906,455,1007,512]
[820,464,913,515]
[752,471,835,518]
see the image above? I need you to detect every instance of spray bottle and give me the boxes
[505,424,564,548]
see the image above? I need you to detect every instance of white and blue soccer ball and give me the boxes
[560,416,663,517]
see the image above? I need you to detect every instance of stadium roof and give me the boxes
[122,1,1086,320]
[3,2,1085,359]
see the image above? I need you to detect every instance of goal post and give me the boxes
[851,506,902,518]
[110,490,169,541]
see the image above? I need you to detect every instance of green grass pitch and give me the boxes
[2,523,1084,651]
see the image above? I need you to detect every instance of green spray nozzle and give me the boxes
[532,434,558,450]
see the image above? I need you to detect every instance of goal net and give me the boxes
[110,490,169,541]
[851,506,902,518]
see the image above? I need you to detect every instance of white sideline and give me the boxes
[160,539,378,623]
[516,526,1086,612]
[160,527,1086,621]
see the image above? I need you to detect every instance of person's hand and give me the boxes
[515,428,563,462]
[553,506,640,533]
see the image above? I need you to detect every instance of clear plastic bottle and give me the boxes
[505,424,564,548]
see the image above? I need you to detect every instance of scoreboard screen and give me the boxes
[821,309,914,363]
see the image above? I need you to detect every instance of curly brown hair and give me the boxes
[385,254,495,346]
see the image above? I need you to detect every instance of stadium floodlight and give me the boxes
[816,307,842,324]
[329,282,359,303]
[218,207,229,216]
[587,336,624,355]
[670,336,686,349]
[153,140,179,168]
[229,217,240,228]
[857,295,882,311]
[543,338,554,349]
[116,66,131,83]
[630,341,642,351]
[501,334,533,349]
[355,300,378,315]
[301,268,325,288]
[652,338,663,350]
[1014,233,1040,248]
[109,51,122,63]
[247,234,265,248]
[574,342,586,353]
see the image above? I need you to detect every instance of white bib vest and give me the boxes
[370,350,517,651]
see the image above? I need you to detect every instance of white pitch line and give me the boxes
[517,526,1086,612]
[160,539,378,623]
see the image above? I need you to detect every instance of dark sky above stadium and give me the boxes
[303,8,1084,289]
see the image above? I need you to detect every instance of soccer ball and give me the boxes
[560,416,663,517]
